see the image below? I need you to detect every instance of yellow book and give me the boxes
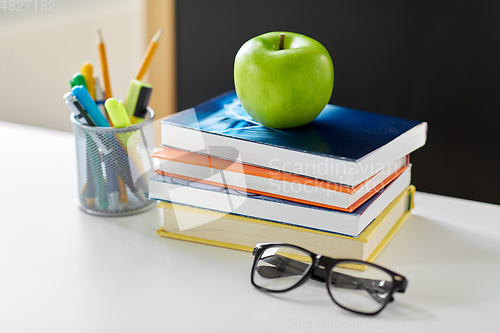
[158,186,415,262]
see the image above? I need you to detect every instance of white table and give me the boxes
[1,121,499,333]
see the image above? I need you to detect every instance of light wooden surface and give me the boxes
[1,121,500,332]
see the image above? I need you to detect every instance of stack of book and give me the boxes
[149,91,427,261]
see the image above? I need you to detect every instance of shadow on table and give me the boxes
[256,279,437,322]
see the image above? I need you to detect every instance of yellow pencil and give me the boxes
[135,28,164,80]
[80,62,95,100]
[97,29,112,99]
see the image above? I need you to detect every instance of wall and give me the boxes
[175,0,500,205]
[0,0,145,132]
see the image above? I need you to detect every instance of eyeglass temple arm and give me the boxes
[310,265,393,303]
[258,255,396,303]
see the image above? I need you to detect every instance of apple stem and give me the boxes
[279,33,285,50]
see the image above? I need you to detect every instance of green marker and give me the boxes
[124,79,152,124]
[70,73,87,89]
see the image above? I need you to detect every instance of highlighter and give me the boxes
[80,63,95,100]
[69,73,87,89]
[104,98,131,128]
[124,79,152,123]
[72,85,110,127]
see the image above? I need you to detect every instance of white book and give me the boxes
[149,167,412,237]
[152,146,408,211]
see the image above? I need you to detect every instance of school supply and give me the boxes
[149,167,411,237]
[104,98,131,128]
[158,185,415,261]
[65,28,160,215]
[63,92,95,126]
[80,63,95,100]
[124,80,153,123]
[135,28,164,80]
[71,85,109,127]
[97,29,112,99]
[69,73,86,89]
[160,91,427,187]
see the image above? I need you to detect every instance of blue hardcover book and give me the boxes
[161,91,427,186]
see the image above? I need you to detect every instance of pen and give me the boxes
[65,90,112,210]
[80,63,95,100]
[64,92,96,126]
[64,91,97,207]
[72,85,110,127]
[135,28,163,80]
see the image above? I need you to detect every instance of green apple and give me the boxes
[234,31,334,129]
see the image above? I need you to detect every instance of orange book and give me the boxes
[152,147,409,212]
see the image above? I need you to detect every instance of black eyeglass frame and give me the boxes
[251,242,408,315]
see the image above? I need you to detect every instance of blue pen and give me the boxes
[72,85,110,127]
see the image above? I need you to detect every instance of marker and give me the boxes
[124,79,152,124]
[94,77,106,117]
[63,92,96,126]
[104,98,131,128]
[69,73,87,88]
[135,28,163,80]
[104,99,149,204]
[80,63,95,100]
[72,85,110,127]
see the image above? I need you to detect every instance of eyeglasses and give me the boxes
[251,242,408,315]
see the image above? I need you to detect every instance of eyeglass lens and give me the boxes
[253,245,313,291]
[328,262,394,314]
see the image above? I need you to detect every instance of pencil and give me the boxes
[135,28,163,80]
[97,29,112,99]
[117,175,128,209]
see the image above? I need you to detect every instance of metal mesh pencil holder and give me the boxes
[71,108,156,216]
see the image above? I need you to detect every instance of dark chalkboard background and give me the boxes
[176,0,500,205]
